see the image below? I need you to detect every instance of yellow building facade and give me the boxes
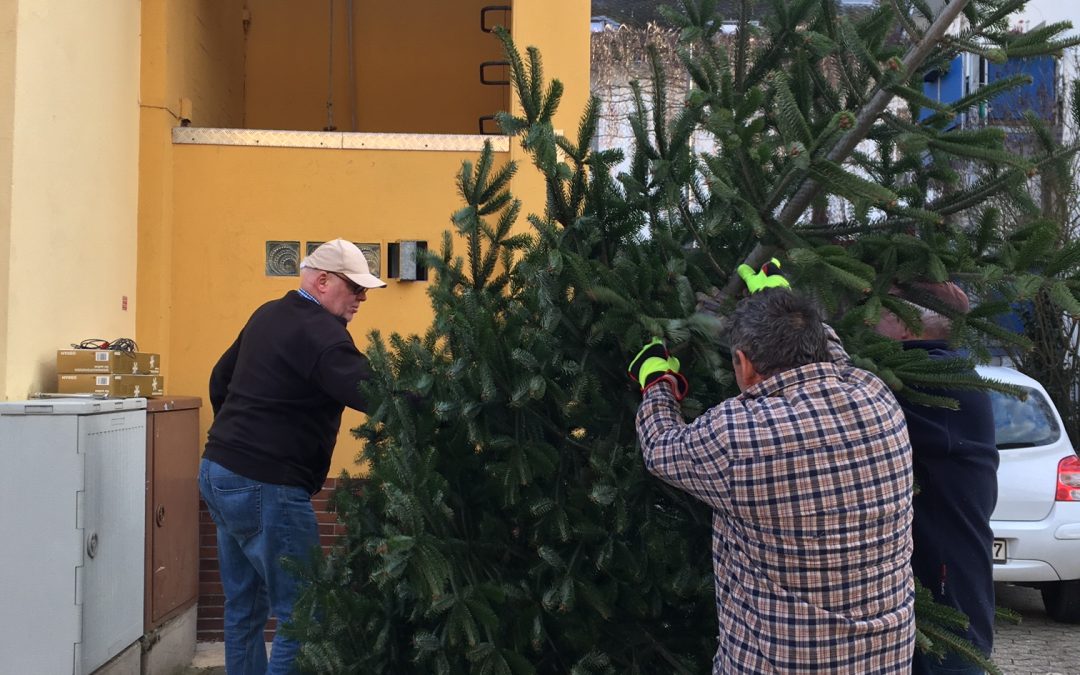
[1,0,590,478]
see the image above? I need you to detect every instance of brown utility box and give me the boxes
[58,373,165,398]
[144,396,202,631]
[56,349,161,374]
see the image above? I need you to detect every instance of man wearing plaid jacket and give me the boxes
[632,287,915,673]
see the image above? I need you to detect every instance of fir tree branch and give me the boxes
[974,0,1027,33]
[734,0,750,92]
[891,0,924,45]
[676,199,726,278]
[718,0,973,302]
[935,143,1080,216]
[636,626,696,674]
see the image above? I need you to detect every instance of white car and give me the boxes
[978,365,1080,622]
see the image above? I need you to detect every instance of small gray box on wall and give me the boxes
[398,241,417,280]
[387,240,428,281]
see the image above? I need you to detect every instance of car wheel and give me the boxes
[1041,580,1080,623]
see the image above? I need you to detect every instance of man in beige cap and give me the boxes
[198,238,385,674]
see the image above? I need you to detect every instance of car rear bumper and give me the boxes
[992,503,1080,582]
[992,558,1060,582]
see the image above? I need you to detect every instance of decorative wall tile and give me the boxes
[265,241,300,276]
[355,243,381,277]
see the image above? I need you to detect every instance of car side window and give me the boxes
[988,387,1061,449]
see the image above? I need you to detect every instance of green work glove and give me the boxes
[627,338,689,400]
[737,257,790,294]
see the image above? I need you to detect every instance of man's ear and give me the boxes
[733,349,764,389]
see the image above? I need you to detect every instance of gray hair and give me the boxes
[729,290,829,377]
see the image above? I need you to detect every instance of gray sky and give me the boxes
[1015,1,1080,38]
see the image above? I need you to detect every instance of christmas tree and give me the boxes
[289,1,1080,673]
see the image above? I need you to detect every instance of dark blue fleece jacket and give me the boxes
[902,340,999,661]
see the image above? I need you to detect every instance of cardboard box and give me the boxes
[56,350,161,375]
[57,374,165,398]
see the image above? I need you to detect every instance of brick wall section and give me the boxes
[197,477,348,642]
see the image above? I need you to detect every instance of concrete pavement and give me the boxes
[179,642,225,674]
[993,582,1080,675]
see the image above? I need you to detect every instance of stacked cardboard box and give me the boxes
[56,349,164,397]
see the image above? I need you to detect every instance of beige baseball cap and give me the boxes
[891,281,970,314]
[300,239,386,289]
[909,281,970,314]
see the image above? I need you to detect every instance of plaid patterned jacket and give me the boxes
[636,328,915,673]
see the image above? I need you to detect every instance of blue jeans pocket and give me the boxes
[208,467,263,541]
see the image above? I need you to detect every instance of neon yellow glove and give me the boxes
[627,338,689,400]
[737,258,790,293]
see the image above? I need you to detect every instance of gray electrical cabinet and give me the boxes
[0,398,147,674]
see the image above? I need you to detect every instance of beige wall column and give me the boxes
[1,0,141,399]
[0,1,18,396]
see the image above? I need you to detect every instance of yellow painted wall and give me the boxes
[142,0,245,130]
[178,0,247,128]
[507,1,592,229]
[137,0,178,375]
[137,0,246,378]
[244,0,509,133]
[511,1,590,134]
[170,144,510,473]
[1,1,141,399]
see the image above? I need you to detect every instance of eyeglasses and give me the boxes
[329,271,365,296]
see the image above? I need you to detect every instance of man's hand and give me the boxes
[627,338,689,400]
[737,257,790,294]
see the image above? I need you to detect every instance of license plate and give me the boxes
[992,539,1007,564]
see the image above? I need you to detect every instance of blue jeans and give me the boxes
[199,459,320,675]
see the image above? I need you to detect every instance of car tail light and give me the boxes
[1057,455,1080,501]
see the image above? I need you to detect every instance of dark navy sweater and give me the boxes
[902,340,999,660]
[203,291,371,494]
